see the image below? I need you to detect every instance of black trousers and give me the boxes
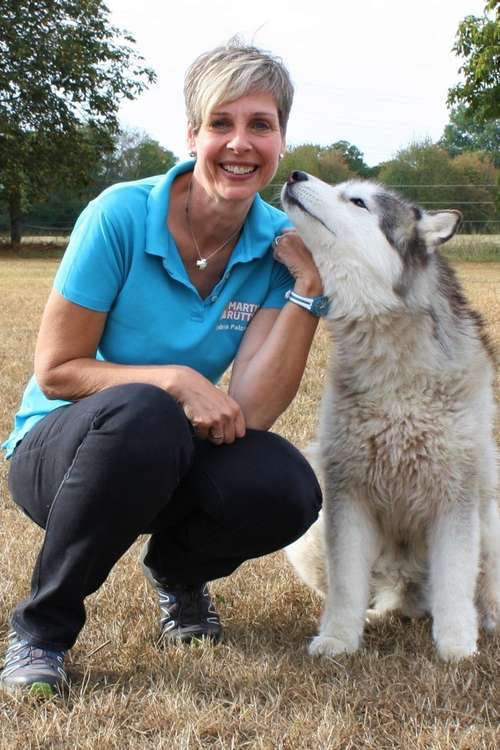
[7,383,321,651]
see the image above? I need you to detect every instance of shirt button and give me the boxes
[211,295,218,302]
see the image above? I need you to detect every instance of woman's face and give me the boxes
[188,90,285,207]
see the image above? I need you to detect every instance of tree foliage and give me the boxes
[327,140,374,177]
[448,1,499,121]
[439,105,500,165]
[378,140,498,231]
[17,128,178,231]
[260,141,371,205]
[105,129,177,184]
[0,0,156,244]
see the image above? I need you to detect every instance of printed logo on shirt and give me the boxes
[216,300,260,333]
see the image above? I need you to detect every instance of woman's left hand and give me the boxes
[272,229,323,296]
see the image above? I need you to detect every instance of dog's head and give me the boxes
[281,171,461,316]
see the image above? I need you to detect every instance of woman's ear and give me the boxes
[187,124,197,156]
[280,136,286,159]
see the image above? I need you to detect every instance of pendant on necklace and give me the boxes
[196,258,208,270]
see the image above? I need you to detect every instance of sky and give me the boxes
[105,0,487,167]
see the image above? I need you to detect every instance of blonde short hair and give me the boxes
[184,39,294,134]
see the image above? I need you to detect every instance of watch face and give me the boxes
[313,297,330,316]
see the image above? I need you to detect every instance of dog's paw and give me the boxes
[365,608,385,624]
[435,633,478,661]
[308,634,359,658]
[433,606,479,661]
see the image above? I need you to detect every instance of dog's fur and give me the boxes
[282,173,500,661]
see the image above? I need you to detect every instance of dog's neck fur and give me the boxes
[319,254,491,398]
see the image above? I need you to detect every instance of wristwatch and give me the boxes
[285,289,330,317]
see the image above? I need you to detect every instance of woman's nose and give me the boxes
[227,128,252,152]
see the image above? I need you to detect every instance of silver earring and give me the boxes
[279,153,284,160]
[189,151,196,158]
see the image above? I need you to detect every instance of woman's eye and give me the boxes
[350,197,368,210]
[209,119,231,130]
[252,120,271,131]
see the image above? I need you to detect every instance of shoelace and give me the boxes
[2,634,66,679]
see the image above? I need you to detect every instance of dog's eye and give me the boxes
[350,197,368,210]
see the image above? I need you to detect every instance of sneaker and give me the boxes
[0,631,67,697]
[140,545,222,644]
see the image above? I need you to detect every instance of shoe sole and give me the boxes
[28,681,59,698]
[0,679,61,699]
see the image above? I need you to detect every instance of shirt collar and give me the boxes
[145,159,193,260]
[145,159,277,269]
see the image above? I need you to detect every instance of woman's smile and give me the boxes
[189,90,285,206]
[219,162,259,177]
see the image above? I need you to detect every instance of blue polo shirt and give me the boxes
[2,160,293,458]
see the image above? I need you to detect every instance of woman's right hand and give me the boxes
[173,367,246,444]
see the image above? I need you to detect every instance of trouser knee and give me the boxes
[259,449,322,548]
[91,383,194,475]
[9,383,195,530]
[183,429,322,554]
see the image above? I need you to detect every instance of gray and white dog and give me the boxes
[283,171,500,661]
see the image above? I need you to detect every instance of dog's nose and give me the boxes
[287,171,308,184]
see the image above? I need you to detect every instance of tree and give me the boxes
[326,140,373,177]
[378,140,458,203]
[452,150,498,229]
[22,128,178,231]
[447,1,499,121]
[378,139,498,232]
[0,0,155,245]
[110,129,177,183]
[260,143,356,206]
[317,147,356,184]
[439,105,500,165]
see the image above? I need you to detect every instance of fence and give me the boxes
[1,184,499,239]
[263,182,499,233]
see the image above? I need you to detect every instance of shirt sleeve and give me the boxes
[54,193,129,313]
[261,258,294,309]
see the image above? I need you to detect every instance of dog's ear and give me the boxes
[419,210,462,247]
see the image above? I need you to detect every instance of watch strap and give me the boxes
[285,289,330,317]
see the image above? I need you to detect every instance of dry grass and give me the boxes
[0,255,499,750]
[1,233,498,260]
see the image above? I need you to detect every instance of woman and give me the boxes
[0,41,325,695]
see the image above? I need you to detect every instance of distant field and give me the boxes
[0,235,68,246]
[0,256,499,749]
[444,235,500,262]
[1,233,499,262]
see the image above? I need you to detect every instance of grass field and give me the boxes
[0,253,499,749]
[1,232,499,262]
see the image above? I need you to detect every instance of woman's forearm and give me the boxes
[38,356,247,444]
[36,357,189,402]
[230,229,325,430]
[229,303,319,429]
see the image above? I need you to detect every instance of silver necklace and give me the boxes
[185,178,243,270]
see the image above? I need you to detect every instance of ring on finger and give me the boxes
[272,235,284,249]
[209,428,224,441]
